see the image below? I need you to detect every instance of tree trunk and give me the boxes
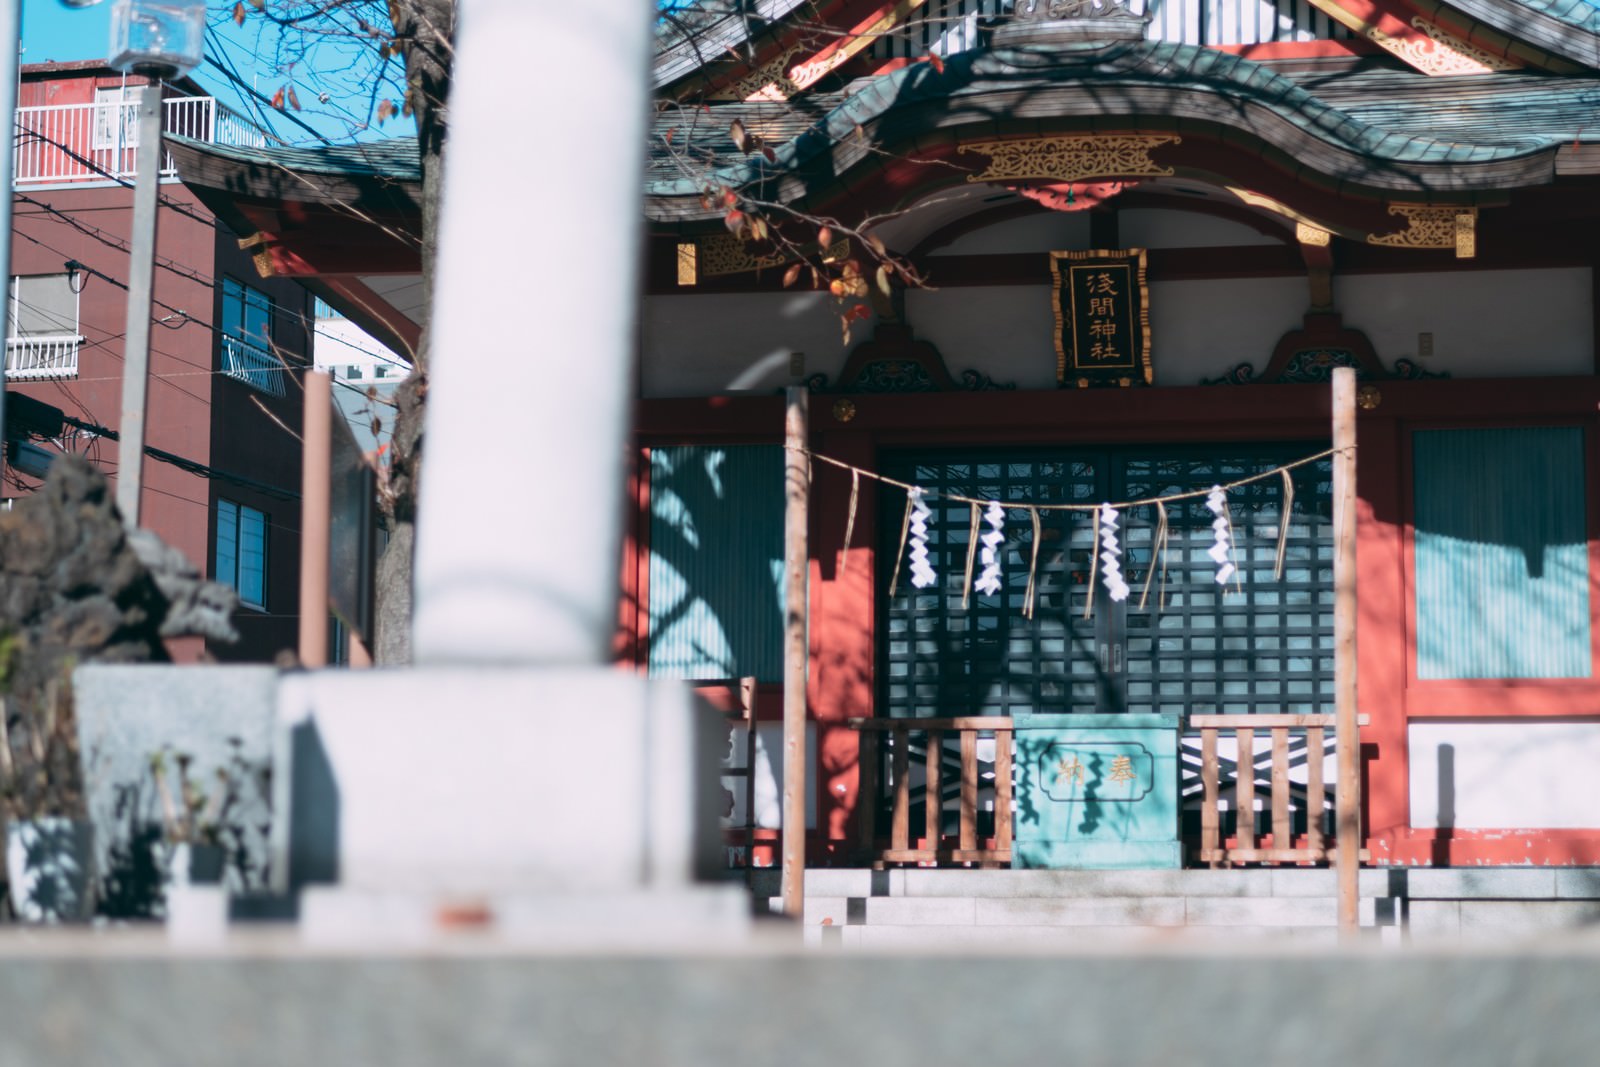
[371,0,455,664]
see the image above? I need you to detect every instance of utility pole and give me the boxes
[114,79,165,527]
[0,1,21,468]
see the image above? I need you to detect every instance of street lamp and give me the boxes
[109,0,206,78]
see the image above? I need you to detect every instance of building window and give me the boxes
[220,278,284,396]
[92,86,138,151]
[6,274,82,380]
[215,498,268,610]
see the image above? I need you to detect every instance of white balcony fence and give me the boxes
[221,335,287,397]
[13,96,267,186]
[5,334,82,379]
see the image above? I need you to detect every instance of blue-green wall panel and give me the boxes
[648,445,785,682]
[1413,427,1590,680]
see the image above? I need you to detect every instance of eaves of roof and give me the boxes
[1436,0,1600,69]
[167,134,424,184]
[653,0,814,89]
[645,41,1600,219]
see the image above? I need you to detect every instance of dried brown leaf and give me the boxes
[782,263,802,288]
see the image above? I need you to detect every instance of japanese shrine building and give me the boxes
[171,0,1600,871]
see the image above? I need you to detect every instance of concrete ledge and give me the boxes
[6,941,1600,1063]
[1456,900,1600,941]
[862,897,978,926]
[974,896,1187,927]
[1185,897,1340,927]
[1402,869,1559,900]
[300,887,754,948]
[1556,869,1600,899]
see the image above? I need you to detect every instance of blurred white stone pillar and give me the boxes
[412,0,651,665]
[280,0,746,943]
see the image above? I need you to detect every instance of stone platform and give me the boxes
[753,867,1600,947]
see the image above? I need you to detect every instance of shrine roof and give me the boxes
[654,0,813,89]
[644,42,1600,217]
[166,135,423,185]
[168,40,1600,224]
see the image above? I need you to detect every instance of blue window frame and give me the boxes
[216,498,268,610]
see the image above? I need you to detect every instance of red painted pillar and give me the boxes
[810,427,877,864]
[1355,414,1410,859]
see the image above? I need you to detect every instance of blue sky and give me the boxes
[19,0,410,145]
[19,0,115,67]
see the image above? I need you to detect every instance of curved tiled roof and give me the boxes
[169,41,1600,224]
[167,134,423,183]
[645,41,1600,218]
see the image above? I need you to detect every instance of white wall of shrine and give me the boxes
[641,290,850,397]
[1410,722,1600,830]
[639,264,1593,397]
[1336,268,1592,378]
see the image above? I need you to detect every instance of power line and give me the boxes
[14,191,415,370]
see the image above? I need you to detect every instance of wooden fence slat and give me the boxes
[1306,725,1325,855]
[1271,727,1290,848]
[995,728,1013,853]
[1236,727,1256,852]
[1201,728,1220,868]
[892,727,910,852]
[959,730,978,852]
[925,730,943,852]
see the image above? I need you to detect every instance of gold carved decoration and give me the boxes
[237,232,277,278]
[831,398,858,423]
[1455,211,1477,259]
[707,0,929,101]
[960,134,1181,184]
[1357,385,1383,411]
[1367,204,1478,258]
[697,235,852,277]
[698,234,788,276]
[1364,18,1516,76]
[709,47,803,102]
[1295,222,1331,247]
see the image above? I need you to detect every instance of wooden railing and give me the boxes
[1191,713,1369,867]
[850,717,1012,868]
[849,713,1368,869]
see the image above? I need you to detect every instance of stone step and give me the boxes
[747,866,1600,902]
[759,894,1362,929]
[803,923,1352,950]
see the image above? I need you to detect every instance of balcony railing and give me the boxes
[13,96,268,186]
[5,334,82,379]
[221,335,287,397]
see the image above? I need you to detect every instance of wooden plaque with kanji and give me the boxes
[1050,249,1152,388]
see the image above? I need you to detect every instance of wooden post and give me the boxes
[1332,367,1360,938]
[781,387,810,919]
[298,370,333,668]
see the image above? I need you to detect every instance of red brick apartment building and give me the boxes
[5,62,310,662]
